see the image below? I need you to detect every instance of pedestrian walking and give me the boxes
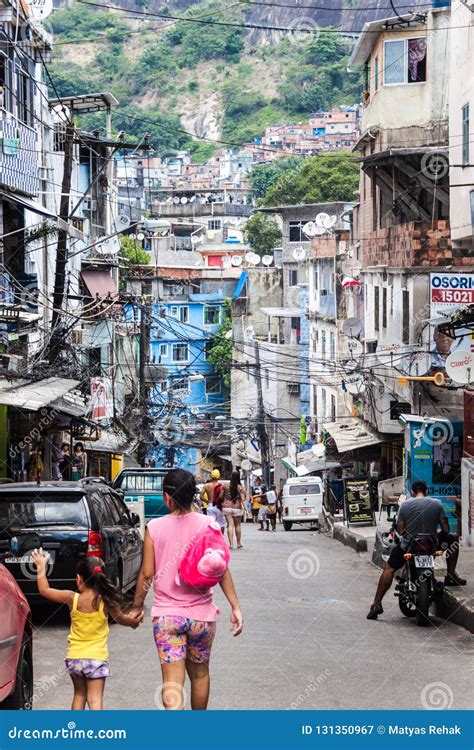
[199,468,221,508]
[266,485,278,532]
[276,488,283,523]
[31,551,143,710]
[206,493,226,534]
[131,468,243,710]
[250,477,264,524]
[220,470,246,549]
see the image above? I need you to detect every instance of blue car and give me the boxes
[113,468,170,519]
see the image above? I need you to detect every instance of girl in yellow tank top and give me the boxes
[31,551,143,710]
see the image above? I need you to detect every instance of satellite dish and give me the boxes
[181,197,188,204]
[342,317,362,337]
[445,350,474,384]
[173,196,180,204]
[252,254,262,265]
[399,351,431,377]
[95,235,120,255]
[292,247,306,262]
[343,339,363,359]
[313,226,326,236]
[136,232,145,241]
[231,255,243,267]
[244,325,256,343]
[344,358,359,372]
[376,340,405,367]
[345,373,366,395]
[26,0,53,20]
[261,255,273,266]
[245,252,255,263]
[245,252,260,265]
[116,214,130,232]
[302,221,317,238]
[192,235,204,245]
[240,459,252,471]
[129,233,136,240]
[315,212,330,227]
[341,258,362,277]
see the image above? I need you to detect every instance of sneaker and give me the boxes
[366,602,384,620]
[444,575,467,586]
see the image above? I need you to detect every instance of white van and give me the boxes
[282,476,324,530]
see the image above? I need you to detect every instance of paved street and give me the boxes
[31,523,473,711]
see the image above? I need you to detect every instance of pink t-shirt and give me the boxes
[147,512,218,622]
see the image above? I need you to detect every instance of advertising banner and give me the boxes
[344,478,375,525]
[430,273,474,367]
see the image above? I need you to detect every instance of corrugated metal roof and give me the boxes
[0,377,80,411]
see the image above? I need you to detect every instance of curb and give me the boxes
[435,588,474,635]
[333,523,368,554]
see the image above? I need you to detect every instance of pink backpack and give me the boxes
[178,519,230,590]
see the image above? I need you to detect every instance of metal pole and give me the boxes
[254,340,271,488]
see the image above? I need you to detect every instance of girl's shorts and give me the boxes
[152,616,216,664]
[258,507,268,521]
[65,659,110,679]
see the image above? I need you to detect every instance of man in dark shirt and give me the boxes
[367,480,466,620]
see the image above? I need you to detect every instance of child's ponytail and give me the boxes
[76,557,123,610]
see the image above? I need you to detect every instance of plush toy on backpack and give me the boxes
[178,520,230,590]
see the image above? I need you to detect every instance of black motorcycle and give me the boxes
[394,534,445,627]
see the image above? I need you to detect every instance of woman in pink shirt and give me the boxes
[131,468,243,710]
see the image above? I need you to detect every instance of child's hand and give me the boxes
[230,607,243,636]
[130,610,144,629]
[31,548,50,570]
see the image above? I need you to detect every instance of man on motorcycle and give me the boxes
[367,480,466,620]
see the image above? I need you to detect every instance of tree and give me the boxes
[249,157,302,198]
[120,237,150,266]
[243,213,282,257]
[262,152,359,206]
[206,299,232,388]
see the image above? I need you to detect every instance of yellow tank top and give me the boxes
[67,593,109,661]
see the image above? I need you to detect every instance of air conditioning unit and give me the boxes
[82,197,97,213]
[38,165,50,180]
[366,340,377,354]
[320,289,328,296]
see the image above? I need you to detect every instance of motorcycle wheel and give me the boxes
[415,573,432,627]
[398,595,417,618]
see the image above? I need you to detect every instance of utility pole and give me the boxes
[254,340,271,488]
[49,123,74,364]
[137,295,150,467]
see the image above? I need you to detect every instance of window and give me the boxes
[462,104,470,166]
[287,383,300,395]
[374,55,379,90]
[402,290,410,344]
[374,286,380,332]
[173,378,189,391]
[203,306,220,326]
[289,221,303,242]
[384,38,427,85]
[157,380,167,393]
[382,287,387,329]
[289,269,298,287]
[330,394,336,422]
[172,343,188,362]
[88,347,102,376]
[179,306,189,324]
[0,51,13,114]
[159,344,168,358]
[207,219,221,231]
[314,268,319,290]
[288,483,321,496]
[116,473,164,492]
[206,376,222,394]
[329,331,335,360]
[321,330,326,358]
[170,306,179,318]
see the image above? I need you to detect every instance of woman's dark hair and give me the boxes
[76,557,122,610]
[61,443,69,452]
[230,470,241,502]
[74,442,83,452]
[163,468,196,514]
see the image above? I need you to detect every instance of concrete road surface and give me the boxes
[31,523,473,710]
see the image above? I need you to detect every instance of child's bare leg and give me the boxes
[160,661,186,710]
[86,678,105,710]
[186,660,210,710]
[70,674,87,710]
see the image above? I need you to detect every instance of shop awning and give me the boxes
[261,307,301,318]
[323,419,383,454]
[84,429,137,455]
[81,270,118,299]
[0,377,80,411]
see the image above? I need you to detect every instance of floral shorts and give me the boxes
[65,659,110,679]
[152,616,216,664]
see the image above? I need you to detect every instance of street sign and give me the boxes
[344,478,375,525]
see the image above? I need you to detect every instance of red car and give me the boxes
[0,561,33,709]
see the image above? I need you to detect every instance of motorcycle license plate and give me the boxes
[414,555,434,568]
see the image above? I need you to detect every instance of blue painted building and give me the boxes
[148,293,228,470]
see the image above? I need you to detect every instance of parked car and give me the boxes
[281,476,324,531]
[113,467,169,519]
[0,479,143,603]
[0,537,33,709]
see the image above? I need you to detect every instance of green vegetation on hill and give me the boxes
[49,0,362,155]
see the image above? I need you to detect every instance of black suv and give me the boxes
[0,479,143,603]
